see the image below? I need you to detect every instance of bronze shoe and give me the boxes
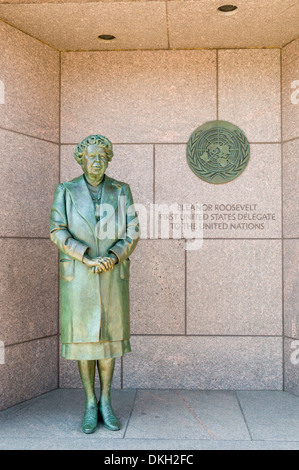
[81,406,98,434]
[99,402,121,431]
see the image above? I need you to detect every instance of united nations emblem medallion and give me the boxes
[186,120,250,184]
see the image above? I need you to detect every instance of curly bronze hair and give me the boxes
[74,134,114,165]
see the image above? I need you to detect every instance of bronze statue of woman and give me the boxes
[50,135,140,434]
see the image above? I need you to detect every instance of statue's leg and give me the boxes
[97,358,120,431]
[78,360,98,434]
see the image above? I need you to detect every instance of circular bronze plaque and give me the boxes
[186,120,250,184]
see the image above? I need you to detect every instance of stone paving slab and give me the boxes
[177,390,251,441]
[0,438,299,451]
[237,391,299,441]
[0,389,299,449]
[125,390,250,441]
[0,389,136,439]
[124,390,210,440]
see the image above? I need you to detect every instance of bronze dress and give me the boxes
[61,175,131,360]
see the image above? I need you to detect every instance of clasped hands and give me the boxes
[83,254,117,274]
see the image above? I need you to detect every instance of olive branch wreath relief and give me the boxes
[186,125,250,184]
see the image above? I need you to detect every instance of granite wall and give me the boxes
[0,21,59,410]
[59,48,288,391]
[282,38,299,396]
[1,20,297,401]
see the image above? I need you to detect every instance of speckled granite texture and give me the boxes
[0,19,298,404]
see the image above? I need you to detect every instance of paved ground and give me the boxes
[0,389,299,450]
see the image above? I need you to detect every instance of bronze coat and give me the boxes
[49,174,140,344]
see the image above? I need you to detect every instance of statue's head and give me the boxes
[74,134,113,180]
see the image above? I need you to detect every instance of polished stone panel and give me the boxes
[155,144,281,238]
[0,2,168,51]
[1,0,299,50]
[0,239,58,345]
[0,130,59,237]
[0,21,59,142]
[61,50,216,143]
[283,139,299,238]
[284,240,299,340]
[130,240,185,335]
[284,338,299,397]
[125,389,250,440]
[0,337,58,411]
[282,39,299,142]
[237,390,299,440]
[168,0,299,49]
[123,336,283,390]
[59,348,122,389]
[187,240,282,336]
[219,49,281,143]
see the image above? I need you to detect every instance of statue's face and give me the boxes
[82,144,109,178]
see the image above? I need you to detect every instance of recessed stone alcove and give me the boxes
[0,1,298,410]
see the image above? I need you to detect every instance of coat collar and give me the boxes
[63,174,122,238]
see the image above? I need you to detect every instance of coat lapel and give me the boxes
[97,174,123,235]
[63,174,97,236]
[101,174,122,209]
[63,173,123,239]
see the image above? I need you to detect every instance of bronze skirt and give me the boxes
[61,339,131,360]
